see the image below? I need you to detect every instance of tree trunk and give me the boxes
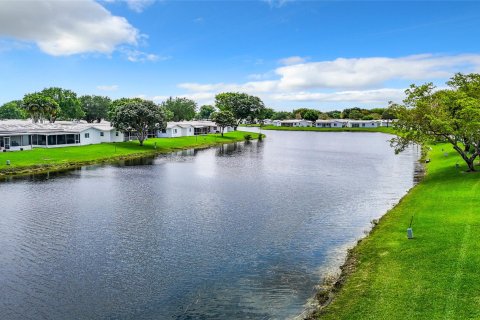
[453,144,477,171]
[221,127,224,137]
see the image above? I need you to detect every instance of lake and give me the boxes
[0,130,419,319]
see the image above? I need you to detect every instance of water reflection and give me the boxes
[0,132,419,319]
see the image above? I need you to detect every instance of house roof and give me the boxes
[0,119,117,135]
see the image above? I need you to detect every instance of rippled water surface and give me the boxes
[0,130,419,319]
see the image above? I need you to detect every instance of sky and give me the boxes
[1,0,480,111]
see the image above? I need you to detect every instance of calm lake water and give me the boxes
[0,130,419,320]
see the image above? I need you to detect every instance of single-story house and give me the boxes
[315,119,348,128]
[0,120,124,151]
[280,119,313,127]
[346,120,381,128]
[272,120,282,127]
[263,119,273,125]
[157,121,233,138]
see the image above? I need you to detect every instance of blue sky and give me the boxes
[1,0,480,111]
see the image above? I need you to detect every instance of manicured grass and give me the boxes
[0,131,260,175]
[317,144,480,319]
[245,125,396,134]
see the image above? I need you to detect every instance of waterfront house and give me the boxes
[156,121,232,138]
[346,120,381,128]
[0,120,124,151]
[272,120,282,126]
[280,119,313,127]
[315,119,348,128]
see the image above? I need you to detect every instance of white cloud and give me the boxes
[97,85,119,91]
[275,54,480,90]
[278,56,308,65]
[175,54,480,107]
[0,0,139,56]
[126,0,155,13]
[122,49,170,62]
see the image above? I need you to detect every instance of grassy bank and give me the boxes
[0,131,261,175]
[243,125,395,134]
[316,144,480,319]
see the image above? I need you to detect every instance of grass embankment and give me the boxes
[315,144,480,319]
[0,131,261,175]
[243,125,395,134]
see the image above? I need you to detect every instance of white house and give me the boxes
[0,120,124,151]
[315,119,348,128]
[280,119,313,127]
[272,120,282,127]
[157,121,233,138]
[263,119,273,125]
[346,120,381,128]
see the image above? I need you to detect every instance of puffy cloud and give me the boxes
[175,54,480,107]
[275,54,480,90]
[0,0,139,56]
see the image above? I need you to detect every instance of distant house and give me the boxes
[346,120,381,128]
[280,119,313,127]
[157,121,233,138]
[263,119,273,125]
[315,119,348,128]
[0,120,124,151]
[272,120,282,127]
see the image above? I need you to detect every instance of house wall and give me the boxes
[157,127,183,138]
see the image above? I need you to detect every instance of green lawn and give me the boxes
[317,144,480,319]
[0,131,260,175]
[246,125,396,134]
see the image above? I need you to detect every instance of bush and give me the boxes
[244,134,252,141]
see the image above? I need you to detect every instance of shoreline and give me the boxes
[0,131,262,177]
[308,143,480,319]
[301,158,426,319]
[241,125,395,134]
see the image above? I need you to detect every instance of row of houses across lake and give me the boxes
[0,120,232,151]
[263,119,394,128]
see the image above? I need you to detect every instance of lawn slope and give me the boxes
[318,144,480,319]
[0,131,260,175]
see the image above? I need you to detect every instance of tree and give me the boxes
[382,103,397,127]
[326,110,342,119]
[22,92,59,123]
[80,95,111,123]
[41,87,84,121]
[161,97,197,122]
[272,111,292,120]
[211,110,236,136]
[215,92,265,128]
[110,99,167,146]
[303,109,320,122]
[391,79,480,172]
[197,105,216,120]
[0,100,27,119]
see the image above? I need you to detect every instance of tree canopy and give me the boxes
[391,73,480,171]
[110,99,168,146]
[197,105,216,120]
[80,95,111,123]
[41,87,84,121]
[161,97,197,122]
[0,100,27,120]
[211,110,236,136]
[22,92,60,123]
[215,92,265,127]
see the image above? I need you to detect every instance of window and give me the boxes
[161,129,166,133]
[57,135,66,145]
[66,134,75,144]
[173,129,177,134]
[362,123,365,127]
[100,132,104,137]
[85,133,90,138]
[47,135,57,145]
[115,132,119,137]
